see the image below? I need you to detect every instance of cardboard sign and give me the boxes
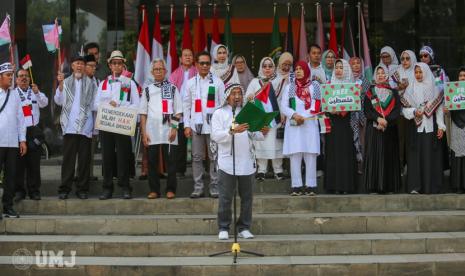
[95,105,138,136]
[445,81,465,110]
[321,83,362,112]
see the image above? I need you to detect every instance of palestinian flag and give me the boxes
[254,82,280,126]
[206,86,216,108]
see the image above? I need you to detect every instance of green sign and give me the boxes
[445,81,465,110]
[321,83,362,112]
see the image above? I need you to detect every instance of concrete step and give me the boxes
[14,194,465,215]
[2,211,465,235]
[0,254,465,275]
[1,232,465,257]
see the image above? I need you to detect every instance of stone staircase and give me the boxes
[1,192,465,275]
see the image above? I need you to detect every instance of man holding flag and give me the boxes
[14,65,48,201]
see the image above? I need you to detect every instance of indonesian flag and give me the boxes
[182,5,192,51]
[134,6,151,88]
[297,4,308,61]
[20,54,32,69]
[315,3,325,51]
[210,4,221,58]
[166,6,179,76]
[22,105,33,127]
[152,5,163,60]
[328,3,338,58]
[195,5,207,53]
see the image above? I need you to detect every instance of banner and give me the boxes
[445,81,465,110]
[95,105,138,136]
[321,83,362,112]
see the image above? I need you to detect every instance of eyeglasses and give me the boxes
[153,68,165,72]
[401,57,410,61]
[17,74,29,78]
[420,54,430,58]
[198,61,211,66]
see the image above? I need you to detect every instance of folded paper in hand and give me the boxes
[235,102,279,132]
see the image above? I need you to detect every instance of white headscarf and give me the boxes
[379,46,399,77]
[331,59,354,84]
[408,62,438,107]
[211,44,230,78]
[258,57,276,82]
[396,50,417,95]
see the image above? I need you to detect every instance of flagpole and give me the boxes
[357,2,361,57]
[29,67,34,84]
[55,18,62,73]
[7,14,14,67]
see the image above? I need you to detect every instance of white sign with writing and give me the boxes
[95,105,138,136]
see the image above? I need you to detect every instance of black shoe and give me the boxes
[256,173,265,181]
[3,208,20,218]
[58,193,69,200]
[290,187,303,196]
[14,192,26,202]
[76,192,88,200]
[122,190,132,199]
[99,191,112,200]
[30,194,41,201]
[138,175,148,180]
[305,187,316,196]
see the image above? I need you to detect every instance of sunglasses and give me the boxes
[401,57,410,61]
[198,61,211,66]
[420,54,430,58]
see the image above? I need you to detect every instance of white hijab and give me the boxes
[379,46,399,77]
[258,57,276,81]
[396,50,417,95]
[210,44,230,78]
[408,62,438,107]
[331,59,354,84]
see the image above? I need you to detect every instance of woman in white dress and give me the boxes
[245,57,284,181]
[281,61,321,196]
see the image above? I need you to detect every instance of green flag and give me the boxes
[269,4,282,61]
[224,4,233,61]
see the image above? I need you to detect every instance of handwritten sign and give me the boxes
[95,105,138,136]
[321,83,362,112]
[445,81,465,110]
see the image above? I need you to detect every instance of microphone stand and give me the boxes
[209,103,264,263]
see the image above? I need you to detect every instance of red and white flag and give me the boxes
[297,4,308,61]
[328,3,338,57]
[134,5,151,87]
[166,5,179,76]
[152,5,163,60]
[210,4,221,58]
[319,116,331,133]
[195,5,207,53]
[182,5,192,51]
[315,3,325,51]
[20,54,32,69]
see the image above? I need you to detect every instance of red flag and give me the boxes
[134,5,151,87]
[328,3,338,58]
[195,5,207,53]
[297,4,308,61]
[166,5,179,75]
[152,5,163,60]
[210,4,221,58]
[182,5,192,51]
[315,3,325,51]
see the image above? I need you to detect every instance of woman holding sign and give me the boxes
[324,59,357,194]
[363,65,402,194]
[402,62,446,194]
[449,67,465,193]
[281,61,321,196]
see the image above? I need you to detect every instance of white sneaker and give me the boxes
[238,230,254,239]
[218,230,229,240]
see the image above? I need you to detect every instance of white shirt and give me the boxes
[54,79,94,138]
[16,86,48,126]
[211,105,264,175]
[309,63,327,84]
[183,74,225,134]
[402,104,446,133]
[94,76,140,110]
[139,83,182,145]
[0,88,26,147]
